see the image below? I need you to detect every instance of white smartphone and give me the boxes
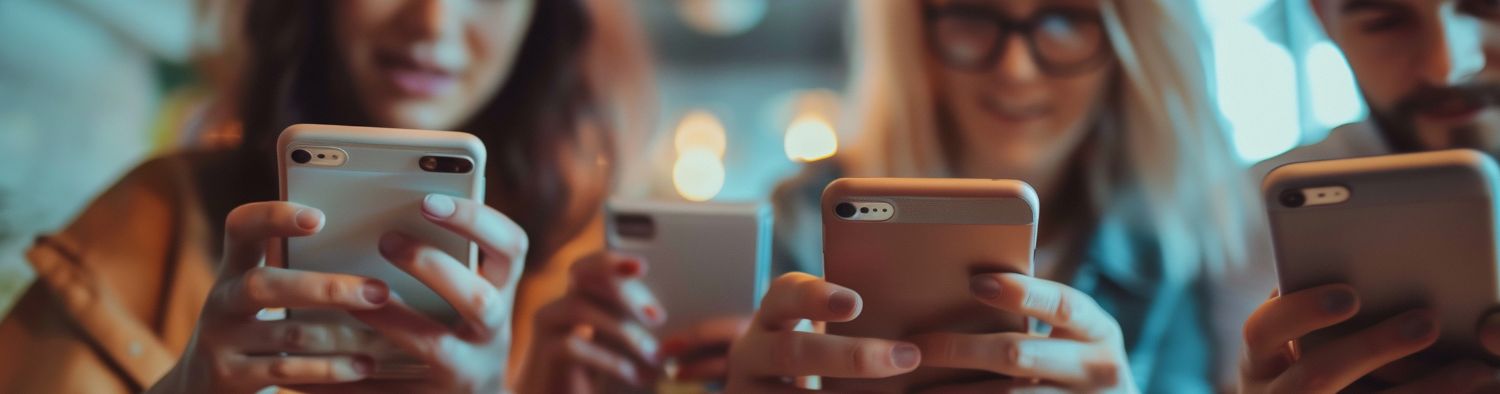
[605,199,772,337]
[277,123,486,324]
[1264,149,1500,361]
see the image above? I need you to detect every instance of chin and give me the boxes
[388,103,463,131]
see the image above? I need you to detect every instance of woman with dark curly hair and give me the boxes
[0,1,657,392]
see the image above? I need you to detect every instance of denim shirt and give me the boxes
[770,162,1223,393]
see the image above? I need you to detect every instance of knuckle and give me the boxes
[423,335,460,361]
[1051,291,1075,326]
[1242,319,1268,346]
[241,268,273,306]
[768,332,802,371]
[1088,359,1122,388]
[771,273,809,294]
[470,290,492,315]
[509,225,531,258]
[471,290,505,328]
[849,342,872,374]
[998,338,1024,368]
[269,358,294,380]
[322,278,347,304]
[225,204,266,235]
[211,356,236,382]
[280,324,308,351]
[413,245,447,269]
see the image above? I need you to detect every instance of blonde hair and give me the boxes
[843,0,1261,281]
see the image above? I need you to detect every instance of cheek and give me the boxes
[332,1,397,110]
[1051,73,1111,136]
[462,8,532,97]
[1345,50,1409,109]
[937,71,989,119]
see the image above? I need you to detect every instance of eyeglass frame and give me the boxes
[922,3,1116,77]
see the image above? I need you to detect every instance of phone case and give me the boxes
[821,178,1038,392]
[606,200,772,337]
[1264,149,1500,360]
[277,124,486,324]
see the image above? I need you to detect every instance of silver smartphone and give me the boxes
[277,124,486,324]
[1264,149,1500,360]
[605,199,771,337]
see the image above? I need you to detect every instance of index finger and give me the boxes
[662,316,751,358]
[223,202,324,275]
[969,273,1116,341]
[1240,284,1358,378]
[754,273,861,332]
[418,194,526,286]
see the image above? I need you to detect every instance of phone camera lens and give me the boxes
[1280,190,1306,208]
[835,202,856,218]
[291,149,312,164]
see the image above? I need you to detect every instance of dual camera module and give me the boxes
[835,202,891,219]
[290,149,473,174]
[1278,185,1350,208]
[290,149,330,164]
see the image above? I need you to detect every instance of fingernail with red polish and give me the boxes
[353,356,374,376]
[295,209,322,230]
[970,276,1002,299]
[891,344,920,369]
[617,259,642,277]
[363,280,389,305]
[829,290,857,315]
[643,305,663,324]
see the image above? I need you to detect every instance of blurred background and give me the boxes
[0,0,1363,316]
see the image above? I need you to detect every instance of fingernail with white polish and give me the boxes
[423,194,456,218]
[295,208,323,230]
[892,344,920,369]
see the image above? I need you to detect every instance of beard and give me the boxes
[1369,82,1500,153]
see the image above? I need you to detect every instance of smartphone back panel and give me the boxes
[606,200,772,336]
[821,178,1038,392]
[278,124,486,324]
[1264,149,1500,359]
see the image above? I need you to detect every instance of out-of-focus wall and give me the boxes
[0,0,195,317]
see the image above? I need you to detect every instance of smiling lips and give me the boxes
[981,94,1051,123]
[375,50,459,99]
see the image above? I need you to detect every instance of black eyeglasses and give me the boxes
[924,4,1113,76]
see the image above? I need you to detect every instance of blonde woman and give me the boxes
[728,0,1270,392]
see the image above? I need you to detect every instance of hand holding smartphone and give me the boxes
[1263,149,1500,363]
[820,178,1038,391]
[277,124,488,324]
[1243,149,1500,391]
[606,200,771,336]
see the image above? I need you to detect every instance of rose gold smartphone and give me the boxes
[1264,149,1500,362]
[821,178,1038,392]
[277,124,486,325]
